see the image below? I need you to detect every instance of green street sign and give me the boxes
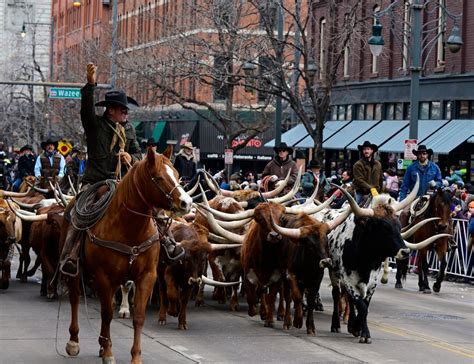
[49,87,81,99]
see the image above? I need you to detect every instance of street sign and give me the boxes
[404,139,417,160]
[224,149,233,164]
[49,87,81,99]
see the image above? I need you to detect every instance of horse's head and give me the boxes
[432,187,453,232]
[140,147,192,216]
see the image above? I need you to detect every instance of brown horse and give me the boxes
[396,188,454,293]
[64,147,192,364]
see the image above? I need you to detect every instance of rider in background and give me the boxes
[399,144,442,201]
[352,140,383,204]
[12,145,36,191]
[262,142,299,193]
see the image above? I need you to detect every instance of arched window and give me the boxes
[371,5,380,74]
[319,18,326,79]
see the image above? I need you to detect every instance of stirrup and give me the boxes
[60,259,80,277]
[163,245,185,261]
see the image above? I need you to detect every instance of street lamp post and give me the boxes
[368,0,463,141]
[275,2,284,147]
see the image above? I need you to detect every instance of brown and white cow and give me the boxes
[0,198,21,289]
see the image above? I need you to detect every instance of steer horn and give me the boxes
[209,243,242,251]
[200,275,241,287]
[10,207,48,222]
[203,171,226,196]
[401,217,440,239]
[269,211,301,239]
[195,205,245,244]
[268,167,303,204]
[331,184,374,218]
[9,198,38,210]
[391,175,420,212]
[185,175,201,196]
[404,233,452,250]
[261,170,291,198]
[0,190,31,198]
[67,175,77,196]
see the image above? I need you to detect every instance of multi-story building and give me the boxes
[301,0,474,181]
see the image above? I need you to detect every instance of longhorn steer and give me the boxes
[314,185,450,343]
[0,199,20,289]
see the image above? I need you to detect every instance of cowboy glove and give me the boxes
[118,151,132,165]
[429,180,437,188]
[87,63,97,85]
[370,188,379,197]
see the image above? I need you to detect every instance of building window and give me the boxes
[319,18,326,79]
[371,6,380,74]
[366,104,375,120]
[457,100,473,119]
[357,104,365,120]
[394,103,403,120]
[386,104,394,120]
[331,106,337,120]
[431,101,441,119]
[443,101,452,119]
[343,46,350,78]
[213,55,231,101]
[347,105,353,120]
[337,105,346,121]
[259,0,277,30]
[258,56,274,103]
[419,102,430,120]
[436,0,446,67]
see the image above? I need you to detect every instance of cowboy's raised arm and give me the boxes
[80,63,98,130]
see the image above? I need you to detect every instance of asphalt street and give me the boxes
[1,253,473,364]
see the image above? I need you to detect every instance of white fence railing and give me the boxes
[423,219,472,278]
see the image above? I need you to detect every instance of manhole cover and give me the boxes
[399,312,464,320]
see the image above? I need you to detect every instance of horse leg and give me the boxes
[433,247,448,293]
[395,258,408,289]
[65,276,81,357]
[131,272,157,364]
[418,251,431,294]
[97,283,116,362]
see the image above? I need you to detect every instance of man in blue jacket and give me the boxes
[399,144,442,201]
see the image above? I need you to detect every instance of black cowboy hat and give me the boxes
[273,142,293,154]
[142,138,157,148]
[95,90,139,109]
[412,144,433,156]
[308,159,321,169]
[20,145,34,153]
[357,140,378,152]
[40,138,58,150]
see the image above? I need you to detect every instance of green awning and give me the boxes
[131,121,142,128]
[153,121,167,141]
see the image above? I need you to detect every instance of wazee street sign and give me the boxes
[49,87,81,99]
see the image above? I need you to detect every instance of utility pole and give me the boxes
[111,0,119,89]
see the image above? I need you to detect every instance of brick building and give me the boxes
[302,0,474,181]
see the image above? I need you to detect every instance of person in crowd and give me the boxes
[12,145,36,191]
[60,63,181,276]
[142,137,158,155]
[399,145,443,201]
[64,147,86,189]
[0,150,13,190]
[330,170,354,209]
[262,142,299,193]
[445,165,464,187]
[352,141,383,204]
[34,138,66,189]
[301,159,330,198]
[173,142,197,184]
[384,168,400,199]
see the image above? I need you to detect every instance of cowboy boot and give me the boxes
[59,227,82,277]
[161,235,185,261]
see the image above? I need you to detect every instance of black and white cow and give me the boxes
[312,182,450,343]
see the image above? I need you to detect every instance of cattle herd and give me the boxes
[0,160,454,363]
